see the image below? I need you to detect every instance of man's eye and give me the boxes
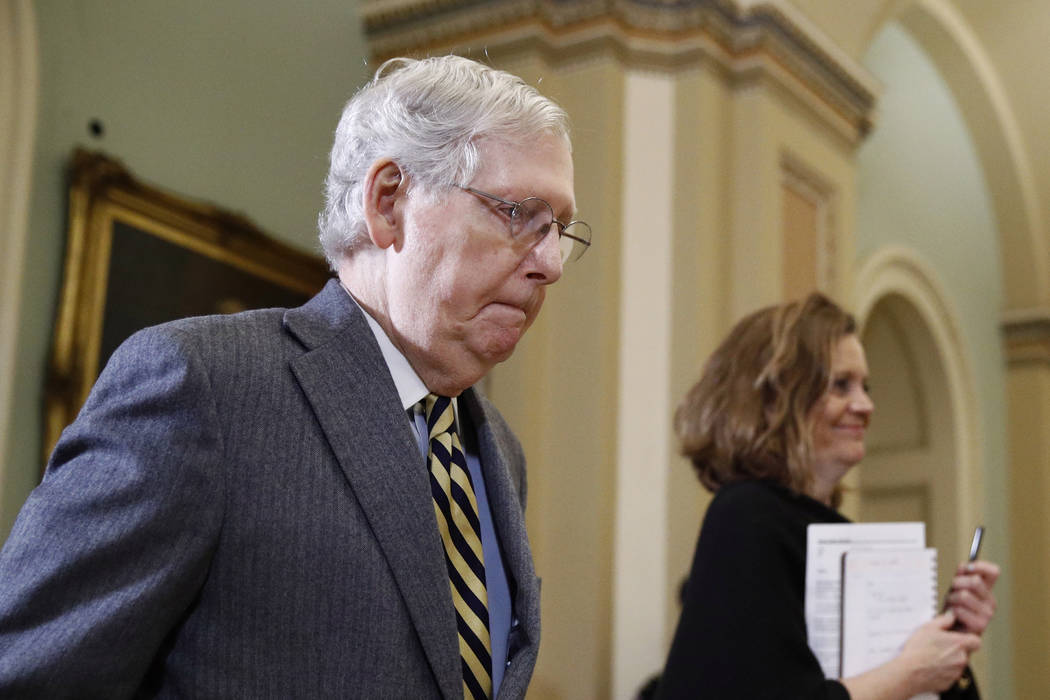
[497,204,517,219]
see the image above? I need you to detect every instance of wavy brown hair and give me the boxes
[675,292,857,497]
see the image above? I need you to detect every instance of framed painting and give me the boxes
[44,149,331,465]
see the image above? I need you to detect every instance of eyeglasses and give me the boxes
[456,185,591,263]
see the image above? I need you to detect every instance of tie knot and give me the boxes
[423,393,455,438]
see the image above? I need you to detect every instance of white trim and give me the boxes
[853,246,983,561]
[612,68,674,700]
[0,0,39,518]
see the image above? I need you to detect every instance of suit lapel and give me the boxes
[284,282,461,699]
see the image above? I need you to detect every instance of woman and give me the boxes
[657,293,998,699]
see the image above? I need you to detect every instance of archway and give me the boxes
[854,247,986,684]
[893,0,1046,309]
[855,5,1020,690]
[859,292,960,591]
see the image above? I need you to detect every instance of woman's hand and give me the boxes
[842,612,981,700]
[945,559,999,635]
[894,612,981,693]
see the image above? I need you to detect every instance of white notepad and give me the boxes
[804,522,926,679]
[841,548,938,700]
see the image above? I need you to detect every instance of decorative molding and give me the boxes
[780,151,836,293]
[361,0,878,143]
[1001,307,1050,367]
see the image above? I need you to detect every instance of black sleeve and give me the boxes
[657,484,850,700]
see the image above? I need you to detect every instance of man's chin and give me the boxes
[475,330,523,365]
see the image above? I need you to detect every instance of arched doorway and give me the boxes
[853,246,987,686]
[860,292,960,592]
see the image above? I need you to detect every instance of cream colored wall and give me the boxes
[0,0,37,536]
[1004,362,1050,690]
[666,62,733,648]
[0,0,368,536]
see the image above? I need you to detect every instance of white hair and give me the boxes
[317,55,572,267]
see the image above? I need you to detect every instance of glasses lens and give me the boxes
[558,234,574,263]
[511,198,555,242]
[560,221,592,262]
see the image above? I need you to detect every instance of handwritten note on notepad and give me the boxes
[804,523,926,679]
[841,548,938,700]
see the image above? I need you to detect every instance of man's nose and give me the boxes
[525,228,564,284]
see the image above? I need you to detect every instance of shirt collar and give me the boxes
[343,286,429,411]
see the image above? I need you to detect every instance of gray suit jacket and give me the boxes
[0,279,540,699]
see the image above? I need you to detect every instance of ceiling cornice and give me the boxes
[361,0,879,142]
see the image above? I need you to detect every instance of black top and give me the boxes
[656,480,979,700]
[658,480,850,700]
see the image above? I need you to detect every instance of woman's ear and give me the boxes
[362,159,405,250]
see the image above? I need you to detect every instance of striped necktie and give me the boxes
[423,393,492,699]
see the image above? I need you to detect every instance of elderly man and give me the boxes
[0,56,589,699]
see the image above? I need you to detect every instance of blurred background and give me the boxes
[2,1,1046,697]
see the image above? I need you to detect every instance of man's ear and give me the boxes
[363,159,405,250]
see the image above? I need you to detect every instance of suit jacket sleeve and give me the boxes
[0,325,225,698]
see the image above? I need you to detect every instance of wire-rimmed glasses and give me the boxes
[456,185,591,263]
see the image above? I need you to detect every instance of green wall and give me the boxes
[3,0,369,536]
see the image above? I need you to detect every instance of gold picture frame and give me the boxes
[44,149,331,466]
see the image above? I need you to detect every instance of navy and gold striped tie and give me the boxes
[423,394,492,699]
